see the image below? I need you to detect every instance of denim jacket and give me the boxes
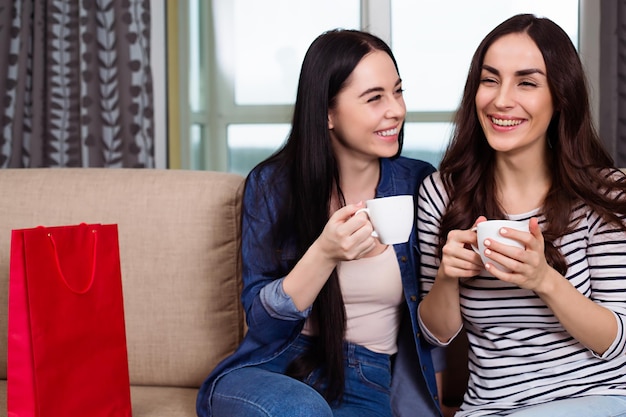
[197,156,442,417]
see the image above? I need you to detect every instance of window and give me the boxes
[174,0,583,174]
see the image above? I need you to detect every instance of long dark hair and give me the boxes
[251,29,403,402]
[438,14,626,274]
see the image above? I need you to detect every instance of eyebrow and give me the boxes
[482,64,546,77]
[358,78,402,98]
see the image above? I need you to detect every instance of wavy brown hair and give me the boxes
[438,14,626,274]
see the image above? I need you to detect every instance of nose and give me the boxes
[494,83,515,109]
[385,95,406,119]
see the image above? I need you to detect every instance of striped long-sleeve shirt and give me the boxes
[417,171,626,417]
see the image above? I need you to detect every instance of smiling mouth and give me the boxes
[490,117,523,127]
[377,128,398,136]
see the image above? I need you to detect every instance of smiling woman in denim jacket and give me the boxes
[196,29,443,417]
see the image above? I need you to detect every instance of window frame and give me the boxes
[168,0,597,171]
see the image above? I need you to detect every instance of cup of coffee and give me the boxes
[472,219,529,272]
[355,195,414,245]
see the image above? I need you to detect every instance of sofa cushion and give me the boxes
[0,169,245,389]
[130,386,198,415]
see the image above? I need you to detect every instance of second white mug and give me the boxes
[472,219,529,272]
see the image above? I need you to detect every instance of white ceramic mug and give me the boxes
[472,219,529,272]
[355,195,414,245]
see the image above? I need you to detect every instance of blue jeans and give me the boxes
[484,395,626,417]
[211,335,393,417]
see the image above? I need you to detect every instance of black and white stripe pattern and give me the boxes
[417,172,626,416]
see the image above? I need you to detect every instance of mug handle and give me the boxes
[470,226,480,254]
[354,208,379,238]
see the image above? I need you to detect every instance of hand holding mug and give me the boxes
[317,203,378,261]
[473,217,557,292]
[437,219,484,281]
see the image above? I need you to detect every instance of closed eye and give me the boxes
[480,77,498,85]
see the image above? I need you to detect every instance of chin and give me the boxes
[379,142,400,157]
[379,151,399,159]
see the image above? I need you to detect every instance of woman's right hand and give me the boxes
[316,202,377,262]
[438,216,486,282]
[282,202,377,311]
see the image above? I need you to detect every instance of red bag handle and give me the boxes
[47,228,98,294]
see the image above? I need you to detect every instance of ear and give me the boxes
[328,111,334,130]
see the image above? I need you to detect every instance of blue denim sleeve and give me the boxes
[238,167,308,343]
[259,278,311,320]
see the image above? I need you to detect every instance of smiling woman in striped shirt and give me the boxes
[417,14,626,417]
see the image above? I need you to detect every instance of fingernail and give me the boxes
[484,239,491,247]
[500,228,507,234]
[485,249,492,255]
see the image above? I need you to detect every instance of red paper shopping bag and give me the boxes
[8,223,132,417]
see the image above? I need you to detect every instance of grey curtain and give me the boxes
[0,0,154,168]
[600,0,626,167]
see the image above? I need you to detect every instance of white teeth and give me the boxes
[378,128,397,136]
[491,117,522,127]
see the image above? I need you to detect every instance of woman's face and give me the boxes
[327,50,406,165]
[475,33,554,157]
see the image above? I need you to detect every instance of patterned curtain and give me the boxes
[600,0,626,167]
[0,0,154,168]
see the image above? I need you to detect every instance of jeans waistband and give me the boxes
[294,334,391,368]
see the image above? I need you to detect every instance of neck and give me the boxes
[495,152,551,214]
[337,159,380,205]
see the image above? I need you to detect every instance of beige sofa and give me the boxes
[0,167,471,416]
[0,168,245,416]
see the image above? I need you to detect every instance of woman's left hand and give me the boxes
[482,217,555,292]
